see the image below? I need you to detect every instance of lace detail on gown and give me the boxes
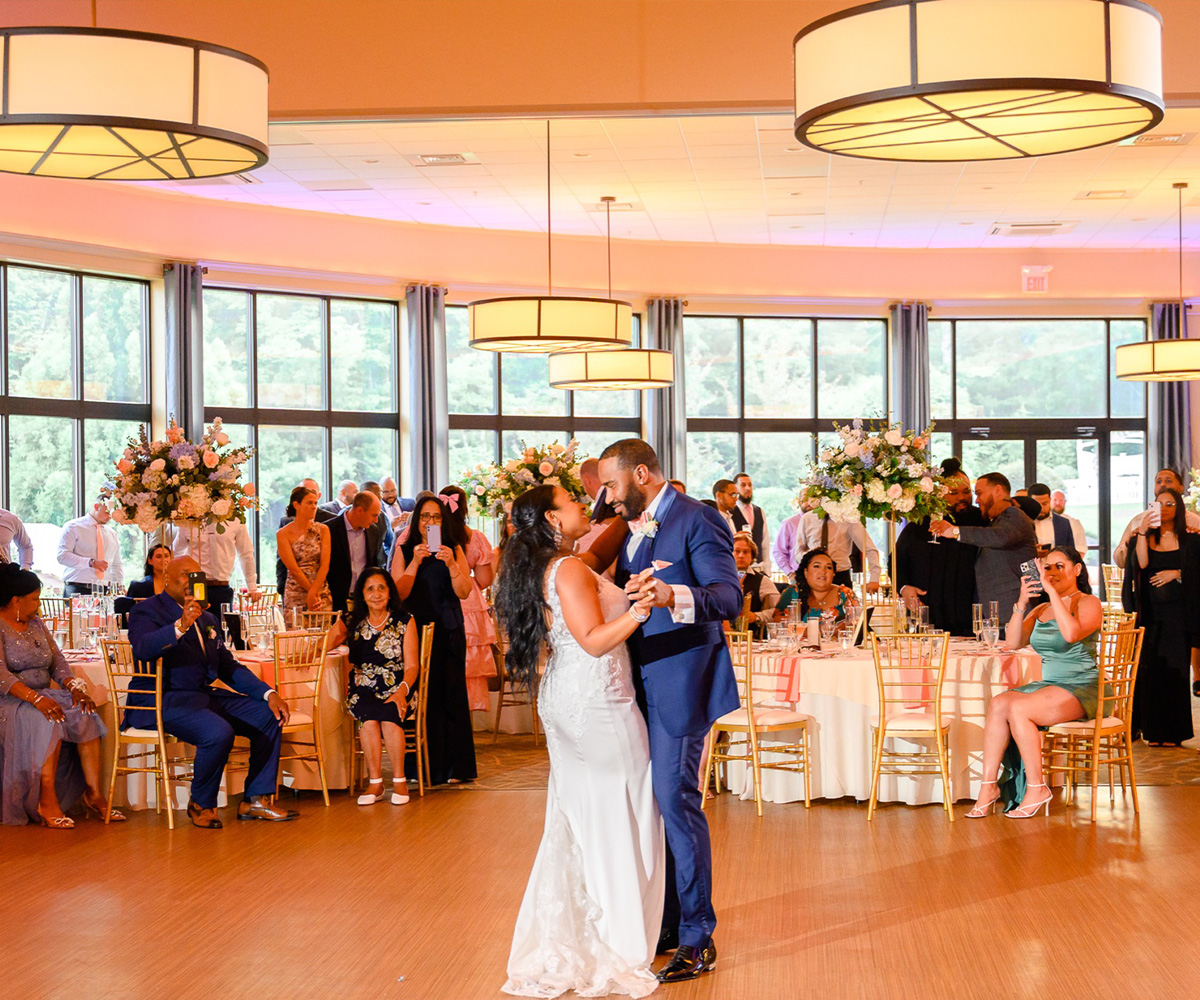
[502,557,663,999]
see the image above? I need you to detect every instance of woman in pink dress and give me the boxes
[439,486,497,711]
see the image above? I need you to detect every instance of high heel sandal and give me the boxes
[36,810,74,829]
[391,779,409,806]
[357,779,386,806]
[1005,782,1052,819]
[82,795,126,823]
[965,780,1000,819]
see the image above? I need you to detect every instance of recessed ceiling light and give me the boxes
[959,221,974,226]
[785,146,804,152]
[789,224,805,229]
[363,158,379,164]
[573,152,592,158]
[416,201,432,206]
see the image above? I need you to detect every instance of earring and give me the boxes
[550,519,564,549]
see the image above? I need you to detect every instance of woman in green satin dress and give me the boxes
[966,545,1103,820]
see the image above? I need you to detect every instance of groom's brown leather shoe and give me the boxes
[236,796,299,822]
[187,800,222,829]
[655,940,716,982]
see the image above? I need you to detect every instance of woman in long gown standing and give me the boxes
[438,484,497,712]
[1122,488,1200,745]
[277,486,332,620]
[495,485,663,999]
[390,492,476,784]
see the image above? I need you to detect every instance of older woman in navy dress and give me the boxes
[0,565,115,827]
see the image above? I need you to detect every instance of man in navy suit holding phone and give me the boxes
[598,439,741,983]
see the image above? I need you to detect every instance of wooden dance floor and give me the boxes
[4,758,1199,1000]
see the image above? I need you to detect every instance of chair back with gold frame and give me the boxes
[491,630,540,746]
[273,629,332,806]
[412,622,435,795]
[100,638,193,829]
[1101,563,1124,603]
[301,609,341,631]
[40,595,68,621]
[866,632,953,821]
[240,609,275,647]
[1042,626,1144,821]
[1101,607,1136,631]
[238,590,279,612]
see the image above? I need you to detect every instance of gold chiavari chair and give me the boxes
[1102,607,1137,631]
[1042,626,1144,822]
[412,622,435,795]
[100,638,194,829]
[492,633,540,746]
[272,629,332,805]
[1101,563,1124,603]
[867,632,953,822]
[301,609,341,631]
[701,630,811,815]
[238,590,279,612]
[40,595,68,620]
[769,571,791,587]
[240,609,275,648]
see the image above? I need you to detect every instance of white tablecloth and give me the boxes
[722,640,1041,805]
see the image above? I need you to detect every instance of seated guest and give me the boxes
[730,532,777,639]
[895,460,984,636]
[967,546,1101,819]
[328,568,418,806]
[114,543,172,620]
[1027,483,1086,553]
[794,507,881,592]
[774,549,855,623]
[0,565,114,827]
[669,479,687,494]
[128,556,297,828]
[57,499,123,596]
[327,491,384,614]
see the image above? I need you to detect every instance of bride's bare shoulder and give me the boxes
[550,554,597,593]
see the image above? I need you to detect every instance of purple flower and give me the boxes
[168,442,197,462]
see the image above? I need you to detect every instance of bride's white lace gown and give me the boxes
[503,557,664,999]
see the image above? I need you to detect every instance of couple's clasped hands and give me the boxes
[624,569,671,618]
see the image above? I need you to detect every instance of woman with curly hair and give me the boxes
[774,548,855,623]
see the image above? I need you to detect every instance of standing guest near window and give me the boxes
[171,519,261,614]
[327,568,418,807]
[114,543,172,621]
[277,486,332,619]
[0,507,34,569]
[320,480,358,518]
[438,484,498,713]
[930,472,1036,639]
[1113,468,1200,567]
[361,481,395,564]
[380,477,416,531]
[0,565,114,827]
[275,477,335,592]
[711,479,738,536]
[57,499,123,595]
[771,508,807,578]
[1122,488,1200,746]
[730,532,777,639]
[1027,483,1086,554]
[326,491,384,614]
[390,492,476,784]
[730,474,771,573]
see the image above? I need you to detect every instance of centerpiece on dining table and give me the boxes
[100,417,259,548]
[461,438,588,517]
[798,420,948,643]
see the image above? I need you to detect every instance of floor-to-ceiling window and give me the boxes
[444,304,643,481]
[1,263,150,585]
[928,317,1148,568]
[202,287,400,577]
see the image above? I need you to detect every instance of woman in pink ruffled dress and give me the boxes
[439,486,497,711]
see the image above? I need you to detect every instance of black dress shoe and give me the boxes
[236,796,300,822]
[187,800,222,829]
[656,928,680,954]
[655,940,716,983]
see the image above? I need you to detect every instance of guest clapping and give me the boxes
[0,566,114,827]
[328,568,418,806]
[390,492,476,785]
[967,546,1102,819]
[775,549,854,623]
[278,485,332,618]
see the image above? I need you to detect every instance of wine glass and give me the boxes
[972,603,983,643]
[987,601,999,624]
[917,605,930,633]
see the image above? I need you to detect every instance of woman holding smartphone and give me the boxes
[1122,487,1200,746]
[390,491,476,785]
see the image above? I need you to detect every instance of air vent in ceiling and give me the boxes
[989,221,1077,237]
[1122,132,1194,147]
[1076,189,1128,200]
[417,153,468,165]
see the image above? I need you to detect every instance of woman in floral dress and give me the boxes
[278,485,332,620]
[328,567,418,806]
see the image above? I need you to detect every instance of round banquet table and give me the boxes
[721,637,1041,806]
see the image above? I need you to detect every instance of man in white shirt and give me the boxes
[172,519,260,615]
[793,509,880,592]
[0,508,34,568]
[711,479,738,536]
[1027,483,1086,553]
[58,500,123,595]
[730,473,771,574]
[379,476,414,531]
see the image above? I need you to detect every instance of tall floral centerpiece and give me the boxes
[100,418,259,549]
[799,420,948,635]
[461,439,587,517]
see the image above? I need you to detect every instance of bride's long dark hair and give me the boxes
[494,485,559,691]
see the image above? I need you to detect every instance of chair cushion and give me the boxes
[878,712,949,733]
[1047,716,1124,734]
[121,727,164,740]
[282,712,314,729]
[715,706,807,729]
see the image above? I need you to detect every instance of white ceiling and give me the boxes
[140,110,1200,250]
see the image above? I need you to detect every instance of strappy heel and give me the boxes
[82,794,126,823]
[357,779,386,806]
[36,810,74,829]
[965,780,1000,819]
[1006,782,1052,819]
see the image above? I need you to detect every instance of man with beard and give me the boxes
[730,473,770,573]
[895,460,984,636]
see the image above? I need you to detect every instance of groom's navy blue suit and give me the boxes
[616,485,741,948]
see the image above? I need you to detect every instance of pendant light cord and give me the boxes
[606,198,613,299]
[546,120,552,297]
[91,0,98,27]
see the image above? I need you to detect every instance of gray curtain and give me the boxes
[407,283,448,492]
[890,302,930,432]
[1148,302,1193,479]
[163,262,205,441]
[645,297,685,480]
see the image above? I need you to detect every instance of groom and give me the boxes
[598,439,741,983]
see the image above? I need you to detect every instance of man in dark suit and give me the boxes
[361,481,394,565]
[127,557,298,829]
[319,479,358,519]
[276,477,336,592]
[600,438,742,983]
[327,491,383,612]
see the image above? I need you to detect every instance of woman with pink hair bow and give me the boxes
[438,485,499,712]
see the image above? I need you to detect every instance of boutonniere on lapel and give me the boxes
[631,514,659,539]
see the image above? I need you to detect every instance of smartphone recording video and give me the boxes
[188,571,209,606]
[425,524,441,553]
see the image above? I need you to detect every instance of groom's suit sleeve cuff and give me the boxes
[669,586,695,624]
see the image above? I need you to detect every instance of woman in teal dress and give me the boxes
[966,545,1103,820]
[774,549,855,622]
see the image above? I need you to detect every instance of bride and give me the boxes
[495,484,664,998]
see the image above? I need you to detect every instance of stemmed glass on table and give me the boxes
[972,603,984,643]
